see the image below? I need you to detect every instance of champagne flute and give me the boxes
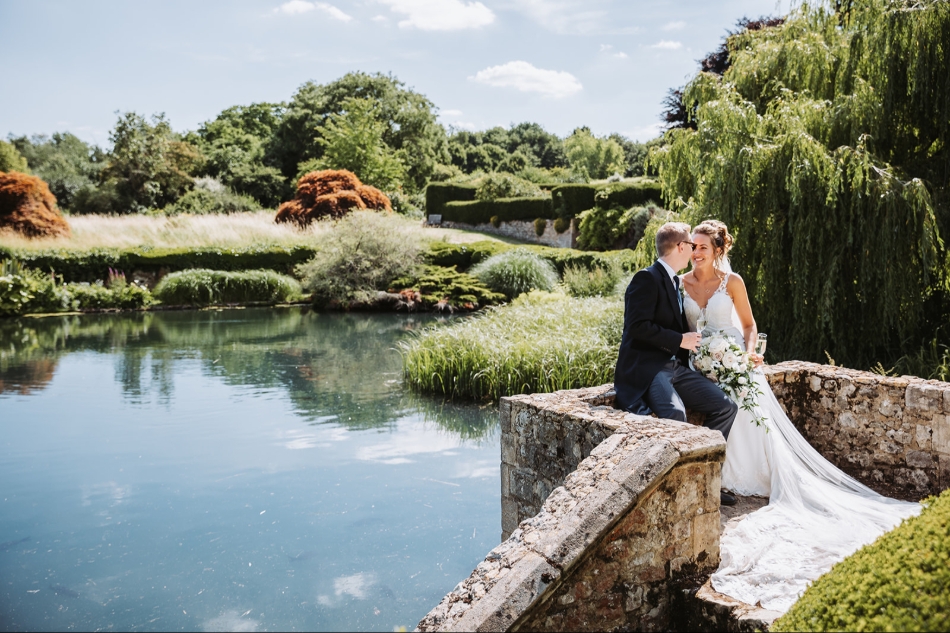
[697,313,708,335]
[754,333,768,355]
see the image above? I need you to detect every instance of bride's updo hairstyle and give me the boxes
[692,220,734,267]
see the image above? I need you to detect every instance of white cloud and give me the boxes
[380,0,495,31]
[513,0,636,35]
[650,40,682,50]
[600,45,627,59]
[371,14,388,22]
[662,20,686,31]
[470,60,582,98]
[441,109,464,116]
[273,1,353,22]
[613,51,628,59]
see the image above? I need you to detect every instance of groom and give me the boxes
[614,222,738,504]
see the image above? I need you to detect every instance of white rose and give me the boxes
[713,350,724,361]
[739,387,749,400]
[709,338,729,356]
[738,376,747,385]
[723,351,738,369]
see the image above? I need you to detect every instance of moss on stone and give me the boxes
[773,488,950,632]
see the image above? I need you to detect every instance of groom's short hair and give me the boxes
[655,222,691,256]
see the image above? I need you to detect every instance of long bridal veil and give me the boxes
[711,364,920,612]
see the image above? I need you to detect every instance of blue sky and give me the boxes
[0,0,786,147]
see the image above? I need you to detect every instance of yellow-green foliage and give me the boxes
[152,269,301,306]
[651,0,950,368]
[774,488,950,632]
[400,292,623,399]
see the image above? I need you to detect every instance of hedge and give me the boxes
[423,240,639,275]
[442,197,555,225]
[773,489,950,632]
[551,180,663,219]
[0,246,319,283]
[552,184,597,219]
[425,183,477,217]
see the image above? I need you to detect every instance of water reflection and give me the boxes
[0,308,495,439]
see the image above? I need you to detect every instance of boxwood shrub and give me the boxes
[774,488,950,632]
[551,180,663,219]
[441,197,555,225]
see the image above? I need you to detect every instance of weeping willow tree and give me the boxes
[651,0,950,368]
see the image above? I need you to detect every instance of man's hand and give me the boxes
[680,332,701,351]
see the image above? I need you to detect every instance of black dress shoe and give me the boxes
[720,491,737,506]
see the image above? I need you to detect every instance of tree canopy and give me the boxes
[9,133,103,211]
[651,0,950,368]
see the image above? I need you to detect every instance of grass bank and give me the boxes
[400,291,623,400]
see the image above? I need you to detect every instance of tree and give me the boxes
[192,103,289,207]
[0,140,29,173]
[9,133,104,211]
[296,98,407,191]
[275,72,447,192]
[651,0,950,368]
[564,128,625,180]
[101,112,202,212]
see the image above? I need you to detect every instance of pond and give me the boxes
[0,308,499,632]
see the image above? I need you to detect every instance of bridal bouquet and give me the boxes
[692,333,768,429]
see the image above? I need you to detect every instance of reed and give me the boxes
[401,291,623,400]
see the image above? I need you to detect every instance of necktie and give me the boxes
[674,275,683,313]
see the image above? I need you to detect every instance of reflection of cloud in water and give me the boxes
[80,481,131,507]
[202,609,259,632]
[279,427,348,450]
[317,571,377,606]
[457,460,497,479]
[356,421,460,464]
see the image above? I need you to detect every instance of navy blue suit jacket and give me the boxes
[613,260,690,411]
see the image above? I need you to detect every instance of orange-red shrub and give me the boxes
[275,169,392,227]
[0,171,71,238]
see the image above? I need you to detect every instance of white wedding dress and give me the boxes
[682,273,920,613]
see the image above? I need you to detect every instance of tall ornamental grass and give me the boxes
[469,249,559,300]
[153,269,301,306]
[401,292,623,400]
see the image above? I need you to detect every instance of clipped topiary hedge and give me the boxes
[441,197,555,225]
[773,488,950,632]
[551,180,663,219]
[0,246,320,283]
[423,240,639,275]
[552,184,597,219]
[425,183,477,217]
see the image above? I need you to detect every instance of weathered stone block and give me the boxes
[934,413,950,455]
[906,450,934,469]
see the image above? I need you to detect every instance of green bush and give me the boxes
[429,163,466,182]
[390,265,505,309]
[553,217,570,234]
[401,291,623,399]
[469,249,559,299]
[552,184,597,219]
[441,197,554,225]
[0,245,320,283]
[551,180,663,220]
[387,190,426,218]
[422,240,639,276]
[577,203,658,251]
[475,173,543,201]
[490,215,502,228]
[296,211,422,306]
[425,183,477,217]
[162,184,260,215]
[152,269,301,306]
[533,217,547,237]
[773,488,950,632]
[562,263,622,297]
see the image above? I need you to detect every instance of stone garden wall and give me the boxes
[418,386,726,631]
[439,219,576,248]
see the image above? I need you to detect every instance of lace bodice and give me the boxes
[682,273,745,350]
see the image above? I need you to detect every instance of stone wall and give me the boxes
[439,219,576,248]
[417,386,726,632]
[764,361,950,499]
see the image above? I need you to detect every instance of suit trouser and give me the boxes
[643,359,738,440]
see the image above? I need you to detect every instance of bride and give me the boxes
[680,219,920,613]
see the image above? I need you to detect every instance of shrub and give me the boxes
[422,240,640,276]
[152,269,301,306]
[429,164,465,182]
[401,291,624,399]
[389,265,505,310]
[296,210,422,306]
[490,215,501,228]
[533,217,547,237]
[474,173,543,201]
[162,186,259,215]
[562,263,622,297]
[387,190,425,218]
[469,249,559,299]
[552,184,597,219]
[577,203,658,251]
[441,197,555,225]
[0,140,30,173]
[553,217,570,234]
[773,488,950,632]
[551,180,663,220]
[425,182,477,217]
[0,172,70,238]
[275,169,391,227]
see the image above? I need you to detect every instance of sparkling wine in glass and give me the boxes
[697,314,708,334]
[755,333,768,356]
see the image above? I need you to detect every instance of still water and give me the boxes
[0,308,499,632]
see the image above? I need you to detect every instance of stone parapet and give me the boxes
[417,387,726,632]
[764,361,950,498]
